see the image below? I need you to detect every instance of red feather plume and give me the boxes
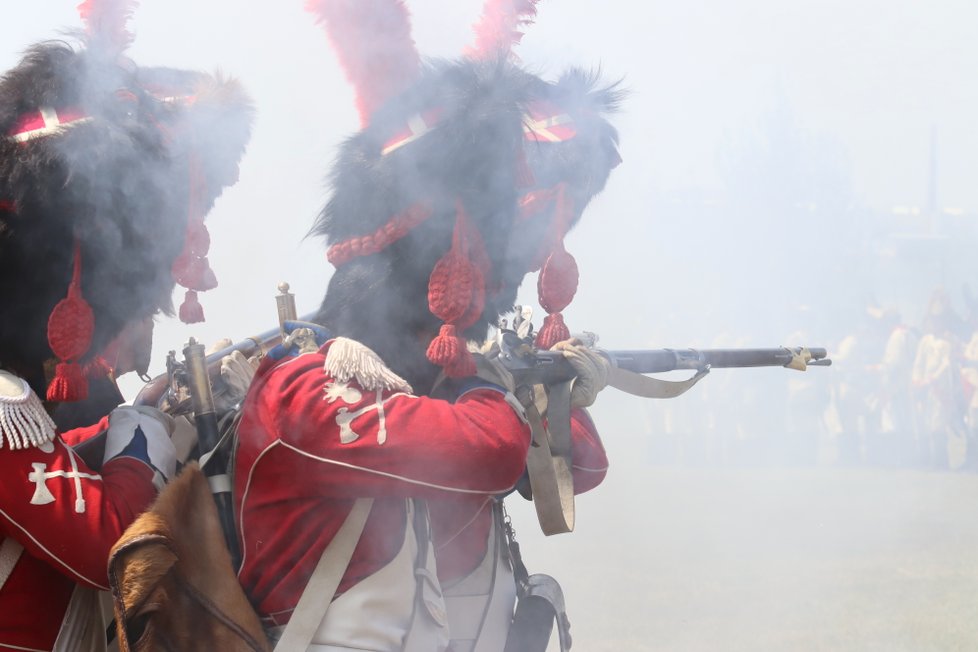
[77,0,139,52]
[306,0,421,127]
[465,0,541,60]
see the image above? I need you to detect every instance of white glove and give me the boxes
[551,339,610,408]
[220,350,258,401]
[207,349,260,412]
[103,406,178,486]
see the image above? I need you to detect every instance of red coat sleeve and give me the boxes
[0,435,157,590]
[240,348,532,500]
[570,408,608,494]
[57,415,110,448]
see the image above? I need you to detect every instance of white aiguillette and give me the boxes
[0,370,57,450]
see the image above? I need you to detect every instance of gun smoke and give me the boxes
[4,1,978,650]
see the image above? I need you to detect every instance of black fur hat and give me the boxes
[308,1,621,391]
[0,41,182,396]
[0,13,253,398]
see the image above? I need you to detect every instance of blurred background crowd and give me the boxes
[646,280,978,472]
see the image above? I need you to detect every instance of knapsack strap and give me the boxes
[0,537,23,592]
[273,498,374,652]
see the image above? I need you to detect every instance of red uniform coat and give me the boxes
[234,338,608,627]
[0,417,158,651]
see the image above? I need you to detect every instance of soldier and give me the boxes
[233,1,619,649]
[912,289,965,469]
[865,308,918,466]
[0,1,252,649]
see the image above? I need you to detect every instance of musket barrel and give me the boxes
[603,349,686,373]
[605,347,829,374]
[134,313,319,408]
[182,339,221,454]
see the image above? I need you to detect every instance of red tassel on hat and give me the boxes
[172,247,218,292]
[535,187,579,350]
[46,240,94,402]
[178,290,205,324]
[183,220,211,257]
[173,156,218,323]
[426,203,484,377]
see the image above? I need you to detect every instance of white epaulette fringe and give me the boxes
[0,370,57,450]
[324,338,414,394]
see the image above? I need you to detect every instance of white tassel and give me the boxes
[324,338,413,394]
[0,371,56,450]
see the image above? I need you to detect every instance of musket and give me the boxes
[500,339,830,387]
[139,292,831,541]
[181,337,240,565]
[133,284,311,569]
[494,308,830,389]
[134,283,315,412]
[493,307,831,537]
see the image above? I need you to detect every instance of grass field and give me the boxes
[506,466,978,651]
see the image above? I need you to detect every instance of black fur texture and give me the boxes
[0,40,253,395]
[312,58,622,392]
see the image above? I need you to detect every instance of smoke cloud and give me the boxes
[4,1,978,649]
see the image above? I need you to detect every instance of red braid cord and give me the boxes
[426,204,484,377]
[535,186,580,350]
[327,203,432,267]
[173,151,217,323]
[46,240,94,402]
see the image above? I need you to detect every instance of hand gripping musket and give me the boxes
[133,284,313,568]
[495,307,832,536]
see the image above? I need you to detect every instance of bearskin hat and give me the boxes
[0,5,253,399]
[307,0,621,390]
[135,66,255,324]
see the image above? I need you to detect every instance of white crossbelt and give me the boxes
[0,537,23,591]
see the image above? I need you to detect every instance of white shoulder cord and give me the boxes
[273,498,374,652]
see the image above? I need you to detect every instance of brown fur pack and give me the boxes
[108,465,270,651]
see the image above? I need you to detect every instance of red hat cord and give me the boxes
[172,151,217,323]
[327,202,433,267]
[324,201,491,377]
[459,224,492,324]
[426,203,486,378]
[46,240,95,402]
[535,184,579,350]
